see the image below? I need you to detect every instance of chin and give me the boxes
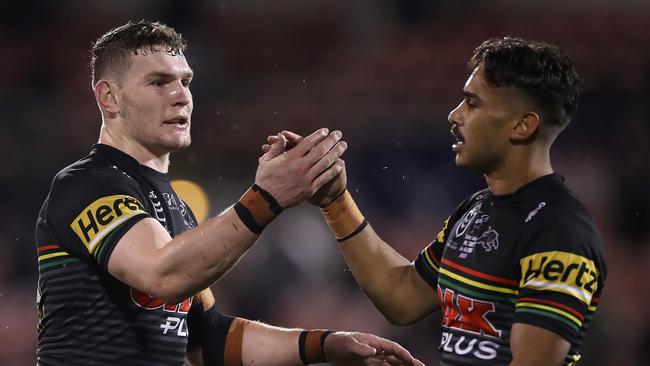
[163,137,192,152]
[173,140,192,151]
[454,154,468,167]
[455,155,485,173]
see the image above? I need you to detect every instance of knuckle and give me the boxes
[315,145,328,157]
[301,161,312,172]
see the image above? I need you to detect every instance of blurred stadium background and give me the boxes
[1,0,649,364]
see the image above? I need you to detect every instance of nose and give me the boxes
[448,101,462,125]
[170,81,191,107]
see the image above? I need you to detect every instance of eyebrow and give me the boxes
[463,90,482,102]
[145,70,194,80]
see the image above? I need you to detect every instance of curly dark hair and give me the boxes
[90,20,187,86]
[469,36,582,132]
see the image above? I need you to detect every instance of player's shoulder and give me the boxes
[524,174,605,257]
[531,175,594,227]
[50,147,142,196]
[45,146,149,219]
[53,152,132,186]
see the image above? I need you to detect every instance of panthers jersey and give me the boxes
[36,144,200,365]
[415,174,606,365]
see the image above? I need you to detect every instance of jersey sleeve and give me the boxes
[187,302,235,366]
[514,209,606,345]
[414,192,482,289]
[44,167,151,271]
[414,217,448,289]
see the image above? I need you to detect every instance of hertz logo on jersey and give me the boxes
[71,195,147,254]
[520,251,598,304]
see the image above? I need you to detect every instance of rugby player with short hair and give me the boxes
[266,37,607,365]
[35,20,424,366]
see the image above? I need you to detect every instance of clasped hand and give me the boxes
[256,128,348,208]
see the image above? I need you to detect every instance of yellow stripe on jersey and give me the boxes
[516,302,582,328]
[439,267,519,295]
[70,195,147,254]
[519,251,598,305]
[423,247,439,272]
[38,252,68,261]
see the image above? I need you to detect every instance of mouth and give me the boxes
[163,116,189,129]
[450,124,465,152]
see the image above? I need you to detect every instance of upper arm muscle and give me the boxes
[107,217,171,296]
[510,323,570,366]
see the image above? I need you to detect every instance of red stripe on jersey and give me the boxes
[518,297,584,320]
[426,245,441,267]
[38,244,60,252]
[442,258,518,286]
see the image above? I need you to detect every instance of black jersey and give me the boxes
[415,174,606,365]
[35,144,202,365]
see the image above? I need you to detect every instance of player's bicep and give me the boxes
[411,239,446,317]
[107,217,172,295]
[510,323,570,366]
[405,263,440,316]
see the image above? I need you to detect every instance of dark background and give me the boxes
[1,0,649,364]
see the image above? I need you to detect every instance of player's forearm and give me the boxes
[321,191,433,324]
[154,207,258,302]
[149,184,284,303]
[241,322,306,366]
[339,226,426,324]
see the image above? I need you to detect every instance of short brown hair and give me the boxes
[90,20,187,86]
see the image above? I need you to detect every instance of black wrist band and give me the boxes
[337,220,368,242]
[252,184,283,215]
[233,202,264,234]
[320,330,335,351]
[298,329,333,365]
[298,330,309,365]
[319,189,347,208]
[234,184,284,235]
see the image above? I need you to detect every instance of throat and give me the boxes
[485,167,553,195]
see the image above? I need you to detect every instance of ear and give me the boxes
[94,80,121,118]
[510,112,540,143]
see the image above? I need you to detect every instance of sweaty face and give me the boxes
[447,66,525,175]
[116,49,194,155]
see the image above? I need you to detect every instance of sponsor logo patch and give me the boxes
[438,286,501,337]
[440,331,499,360]
[71,195,146,253]
[520,251,598,304]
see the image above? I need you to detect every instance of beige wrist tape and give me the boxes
[224,318,250,366]
[321,190,366,240]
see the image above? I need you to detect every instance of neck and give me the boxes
[485,146,553,195]
[98,125,170,173]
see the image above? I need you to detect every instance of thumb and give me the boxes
[260,134,286,161]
